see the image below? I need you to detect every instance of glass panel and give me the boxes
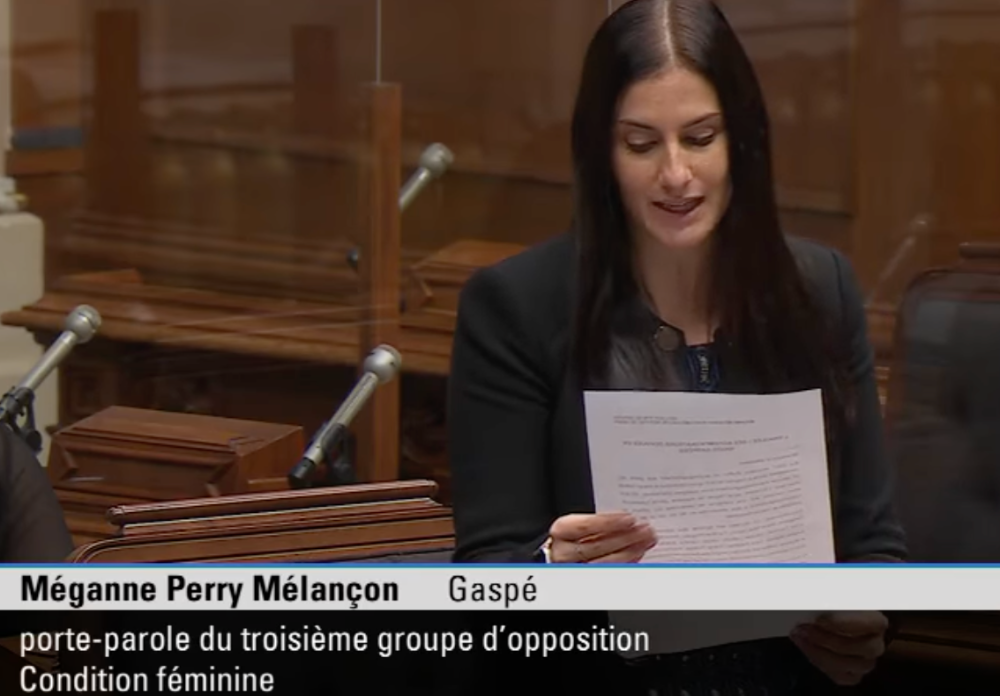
[7,0,382,482]
[382,0,608,255]
[717,0,856,257]
[69,0,376,301]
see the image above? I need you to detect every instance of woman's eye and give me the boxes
[686,132,717,148]
[626,141,657,154]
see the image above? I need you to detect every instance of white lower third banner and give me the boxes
[2,564,998,612]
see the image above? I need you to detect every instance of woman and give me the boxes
[447,0,906,694]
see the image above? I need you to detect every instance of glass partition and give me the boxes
[75,0,378,301]
[378,0,608,257]
[7,0,387,489]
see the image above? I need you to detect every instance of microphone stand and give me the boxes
[287,344,402,489]
[291,421,356,488]
[0,304,102,457]
[0,386,43,454]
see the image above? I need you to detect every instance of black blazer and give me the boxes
[447,231,907,564]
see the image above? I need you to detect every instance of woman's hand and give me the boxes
[548,512,657,563]
[790,611,889,686]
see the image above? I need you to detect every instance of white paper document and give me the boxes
[583,389,835,655]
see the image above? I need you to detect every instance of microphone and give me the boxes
[399,143,454,211]
[287,344,402,488]
[866,213,933,306]
[345,142,455,273]
[0,304,102,452]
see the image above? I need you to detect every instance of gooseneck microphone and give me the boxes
[287,345,402,488]
[866,213,933,306]
[345,143,455,273]
[0,304,102,452]
[399,143,454,211]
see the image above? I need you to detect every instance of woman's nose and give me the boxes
[657,151,693,191]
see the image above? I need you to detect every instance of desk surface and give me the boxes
[1,268,456,376]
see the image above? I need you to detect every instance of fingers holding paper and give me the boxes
[548,513,658,563]
[790,611,889,686]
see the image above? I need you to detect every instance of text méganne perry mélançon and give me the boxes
[22,574,543,610]
[21,574,402,610]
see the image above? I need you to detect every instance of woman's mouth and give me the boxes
[653,197,704,216]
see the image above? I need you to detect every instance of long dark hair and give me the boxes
[570,0,852,434]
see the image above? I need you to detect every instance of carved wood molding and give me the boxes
[68,479,454,564]
[48,405,304,501]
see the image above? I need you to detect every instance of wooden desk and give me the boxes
[68,479,454,563]
[48,406,304,546]
[1,239,517,498]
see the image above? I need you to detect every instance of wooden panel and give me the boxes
[46,406,304,546]
[355,83,403,483]
[69,479,454,564]
[49,406,304,498]
[87,9,150,218]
